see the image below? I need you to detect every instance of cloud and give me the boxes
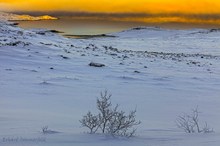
[3,0,220,14]
[13,11,220,23]
[2,0,220,24]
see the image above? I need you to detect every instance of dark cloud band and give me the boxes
[12,11,220,22]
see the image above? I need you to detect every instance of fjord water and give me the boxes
[15,17,148,35]
[15,16,220,36]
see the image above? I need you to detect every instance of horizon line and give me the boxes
[7,11,220,24]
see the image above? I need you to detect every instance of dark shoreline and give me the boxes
[64,34,116,39]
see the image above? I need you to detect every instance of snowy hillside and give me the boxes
[0,21,220,146]
[0,11,57,21]
[89,26,220,55]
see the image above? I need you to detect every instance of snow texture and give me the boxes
[0,13,220,146]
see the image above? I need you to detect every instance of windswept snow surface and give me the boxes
[0,21,220,146]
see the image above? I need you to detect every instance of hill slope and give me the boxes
[0,21,220,146]
[0,11,57,21]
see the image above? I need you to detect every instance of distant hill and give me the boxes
[0,11,57,21]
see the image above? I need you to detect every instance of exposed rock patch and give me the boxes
[89,62,105,67]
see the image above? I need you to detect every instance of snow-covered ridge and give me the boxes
[0,11,57,21]
[113,26,220,38]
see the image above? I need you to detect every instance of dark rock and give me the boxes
[89,62,105,67]
[5,69,12,71]
[49,30,64,33]
[134,71,140,73]
[60,55,69,59]
[31,70,38,72]
[36,31,46,35]
[110,53,118,56]
[123,55,129,59]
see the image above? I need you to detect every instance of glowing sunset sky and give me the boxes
[1,0,220,13]
[1,0,220,23]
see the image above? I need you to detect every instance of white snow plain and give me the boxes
[0,19,220,146]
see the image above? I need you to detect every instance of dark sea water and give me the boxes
[15,17,147,35]
[15,17,220,36]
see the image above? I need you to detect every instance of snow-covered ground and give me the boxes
[0,18,220,146]
[0,12,57,21]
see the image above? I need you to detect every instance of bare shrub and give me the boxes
[176,107,214,133]
[203,122,214,133]
[107,109,141,137]
[79,112,100,134]
[41,126,59,134]
[96,91,118,134]
[176,113,195,133]
[80,90,141,137]
[42,126,49,134]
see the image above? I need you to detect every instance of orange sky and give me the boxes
[1,0,220,14]
[1,0,220,24]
